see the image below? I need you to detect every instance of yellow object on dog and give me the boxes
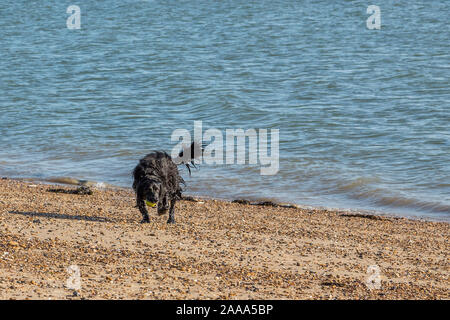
[145,201,157,207]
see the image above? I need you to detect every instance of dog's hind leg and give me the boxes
[137,198,150,223]
[167,199,176,224]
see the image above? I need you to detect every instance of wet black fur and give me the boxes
[132,151,184,224]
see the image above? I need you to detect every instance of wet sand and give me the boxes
[0,178,448,299]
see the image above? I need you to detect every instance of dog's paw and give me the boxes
[157,208,168,216]
[140,218,150,223]
[166,218,175,224]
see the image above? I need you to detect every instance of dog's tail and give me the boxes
[173,141,204,175]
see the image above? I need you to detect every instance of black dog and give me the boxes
[132,143,201,224]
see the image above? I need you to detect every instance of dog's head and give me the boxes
[138,179,169,215]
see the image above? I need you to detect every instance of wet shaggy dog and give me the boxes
[132,143,201,224]
[132,151,184,224]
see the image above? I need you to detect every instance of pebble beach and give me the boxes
[0,178,448,300]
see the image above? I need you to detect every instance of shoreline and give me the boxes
[3,176,447,223]
[0,178,448,299]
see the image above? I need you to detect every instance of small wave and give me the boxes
[45,177,112,189]
[336,177,382,192]
[46,177,81,185]
[372,195,450,214]
[335,178,450,215]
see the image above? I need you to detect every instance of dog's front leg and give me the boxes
[167,199,176,224]
[137,198,150,223]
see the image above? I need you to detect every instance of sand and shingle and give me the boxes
[0,179,448,299]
